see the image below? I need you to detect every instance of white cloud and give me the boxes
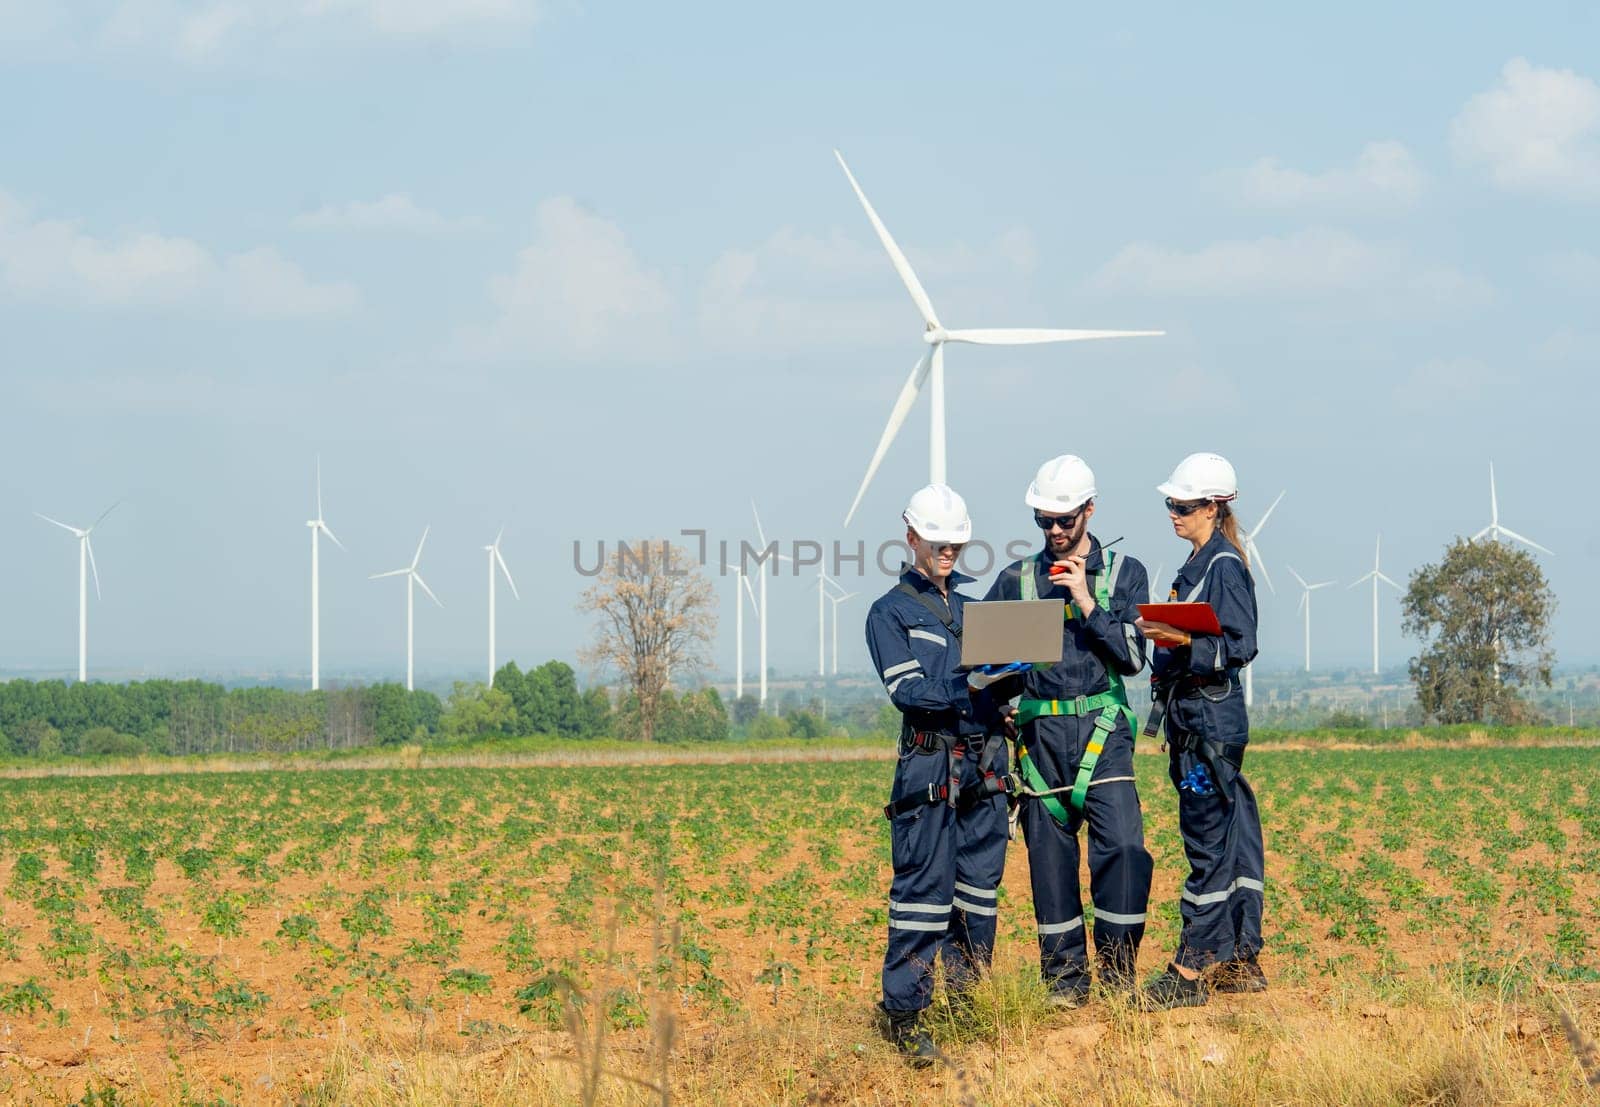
[1450,57,1600,199]
[1091,227,1491,309]
[465,196,672,360]
[293,193,487,234]
[0,190,357,316]
[1228,141,1426,210]
[89,0,539,60]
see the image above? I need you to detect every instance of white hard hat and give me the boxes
[1025,455,1097,514]
[1157,452,1238,502]
[902,484,972,544]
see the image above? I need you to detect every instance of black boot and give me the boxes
[881,1004,937,1066]
[1138,964,1207,1011]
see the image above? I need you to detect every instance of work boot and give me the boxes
[1211,955,1268,993]
[1097,949,1139,1000]
[881,1004,937,1067]
[1138,964,1207,1011]
[1045,974,1092,1010]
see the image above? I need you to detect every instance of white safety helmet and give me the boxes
[1157,452,1238,502]
[1025,455,1097,514]
[902,484,972,544]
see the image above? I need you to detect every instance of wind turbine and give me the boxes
[835,151,1162,525]
[1149,562,1166,602]
[1239,490,1285,707]
[484,528,520,684]
[1473,462,1551,554]
[749,503,791,711]
[1348,535,1399,676]
[1287,566,1336,673]
[371,526,443,692]
[36,504,117,683]
[732,566,760,701]
[825,583,858,676]
[306,459,345,691]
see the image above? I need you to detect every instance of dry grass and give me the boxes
[298,963,1600,1107]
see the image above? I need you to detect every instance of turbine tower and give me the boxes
[484,528,520,684]
[835,151,1162,524]
[1287,566,1336,673]
[1239,490,1285,707]
[1348,535,1399,676]
[732,567,759,701]
[36,504,117,683]
[748,503,791,711]
[371,526,443,692]
[1473,462,1551,554]
[306,459,345,691]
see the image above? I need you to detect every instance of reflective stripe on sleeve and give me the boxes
[882,659,921,679]
[908,628,946,646]
[886,673,923,694]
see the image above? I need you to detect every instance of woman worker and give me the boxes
[1133,452,1267,1009]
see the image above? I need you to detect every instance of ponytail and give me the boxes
[1215,503,1250,566]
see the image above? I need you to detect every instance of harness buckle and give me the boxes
[1073,694,1088,715]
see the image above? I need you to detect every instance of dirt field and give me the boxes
[0,746,1595,1103]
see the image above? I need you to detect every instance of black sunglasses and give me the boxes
[1033,509,1086,532]
[1164,498,1210,517]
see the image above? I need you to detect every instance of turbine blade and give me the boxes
[316,456,324,519]
[370,568,409,579]
[414,572,443,608]
[35,513,81,535]
[1297,592,1306,614]
[1376,572,1400,588]
[1488,461,1498,524]
[1311,580,1337,590]
[1250,490,1286,538]
[741,573,759,612]
[1496,527,1552,555]
[843,351,932,527]
[833,150,940,328]
[495,547,520,600]
[89,502,119,532]
[1347,572,1375,589]
[1286,565,1308,589]
[1469,525,1492,543]
[411,525,430,570]
[1248,541,1274,594]
[319,522,346,552]
[493,525,505,549]
[86,537,102,599]
[941,327,1163,345]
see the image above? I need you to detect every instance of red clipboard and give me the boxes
[1136,602,1221,636]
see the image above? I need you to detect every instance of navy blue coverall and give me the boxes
[866,566,1010,1013]
[1151,530,1266,971]
[984,536,1154,992]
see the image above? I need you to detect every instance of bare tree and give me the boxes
[579,540,717,741]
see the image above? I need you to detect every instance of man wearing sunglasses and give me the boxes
[865,483,1020,1063]
[982,455,1153,1007]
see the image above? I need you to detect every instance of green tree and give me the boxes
[785,709,826,740]
[578,686,611,737]
[440,682,517,741]
[731,695,760,727]
[1402,537,1556,724]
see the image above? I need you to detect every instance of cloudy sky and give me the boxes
[0,2,1594,683]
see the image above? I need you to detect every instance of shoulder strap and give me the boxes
[895,581,962,639]
[1019,556,1039,602]
[1182,550,1243,602]
[1096,549,1121,610]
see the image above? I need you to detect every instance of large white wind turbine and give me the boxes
[835,151,1162,525]
[36,504,117,683]
[1239,490,1285,707]
[307,460,345,691]
[1348,535,1399,676]
[1473,462,1552,554]
[371,527,443,692]
[732,567,760,701]
[484,528,520,684]
[1287,566,1336,673]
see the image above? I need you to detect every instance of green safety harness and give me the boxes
[1011,549,1138,825]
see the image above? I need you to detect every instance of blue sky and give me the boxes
[1,2,1595,683]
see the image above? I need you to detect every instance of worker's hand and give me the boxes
[1049,555,1094,612]
[1135,618,1191,647]
[1000,705,1018,741]
[968,661,1028,691]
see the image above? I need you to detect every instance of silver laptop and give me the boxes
[959,599,1065,667]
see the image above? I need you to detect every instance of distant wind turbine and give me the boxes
[307,459,345,691]
[1287,566,1336,673]
[835,151,1162,525]
[732,566,760,701]
[749,503,791,711]
[371,527,443,692]
[1473,462,1551,554]
[484,528,519,684]
[36,504,118,683]
[825,584,858,676]
[1239,490,1285,708]
[1348,535,1399,676]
